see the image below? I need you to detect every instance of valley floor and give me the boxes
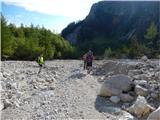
[0,60,159,119]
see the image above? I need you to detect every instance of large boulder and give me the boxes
[101,61,135,75]
[147,106,160,120]
[99,83,122,96]
[127,96,155,118]
[99,74,133,97]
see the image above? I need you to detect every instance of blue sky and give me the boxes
[1,0,101,33]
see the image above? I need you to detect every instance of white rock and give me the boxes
[134,80,147,87]
[135,85,148,96]
[39,84,48,91]
[133,74,149,80]
[12,82,18,89]
[127,96,155,118]
[14,100,20,107]
[99,106,135,120]
[0,72,3,78]
[128,69,142,76]
[3,99,12,109]
[3,72,10,78]
[110,96,120,104]
[37,78,46,83]
[147,106,160,120]
[0,100,4,111]
[119,111,135,120]
[0,81,3,91]
[98,76,105,82]
[141,56,148,62]
[150,93,158,99]
[99,106,121,114]
[18,80,27,89]
[155,71,160,81]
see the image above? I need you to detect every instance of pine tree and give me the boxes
[144,22,158,49]
[104,47,112,58]
[1,15,78,60]
[1,15,15,58]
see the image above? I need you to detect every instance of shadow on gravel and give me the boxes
[71,69,80,72]
[68,72,86,79]
[27,64,39,68]
[95,96,119,113]
[95,96,109,112]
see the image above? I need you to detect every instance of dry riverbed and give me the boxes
[0,59,160,120]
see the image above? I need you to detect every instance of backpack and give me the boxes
[37,56,44,64]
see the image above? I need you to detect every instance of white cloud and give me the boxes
[2,0,100,20]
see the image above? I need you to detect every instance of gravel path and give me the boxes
[1,60,119,120]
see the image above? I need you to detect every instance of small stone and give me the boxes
[98,76,105,82]
[135,85,148,96]
[134,80,147,87]
[0,101,4,111]
[150,93,158,99]
[110,96,120,104]
[3,99,12,109]
[6,83,12,89]
[49,86,55,90]
[14,100,20,107]
[3,72,10,78]
[119,110,135,120]
[120,93,134,102]
[0,72,3,78]
[141,56,148,62]
[37,78,46,83]
[99,106,121,114]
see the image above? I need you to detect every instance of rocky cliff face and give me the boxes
[62,1,159,44]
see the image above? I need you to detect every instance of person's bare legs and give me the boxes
[38,65,42,74]
[87,66,92,74]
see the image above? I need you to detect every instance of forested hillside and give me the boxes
[1,15,78,60]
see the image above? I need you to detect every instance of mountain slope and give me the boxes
[61,1,160,56]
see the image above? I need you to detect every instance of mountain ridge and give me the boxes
[61,1,160,57]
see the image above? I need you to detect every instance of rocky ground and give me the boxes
[0,58,160,120]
